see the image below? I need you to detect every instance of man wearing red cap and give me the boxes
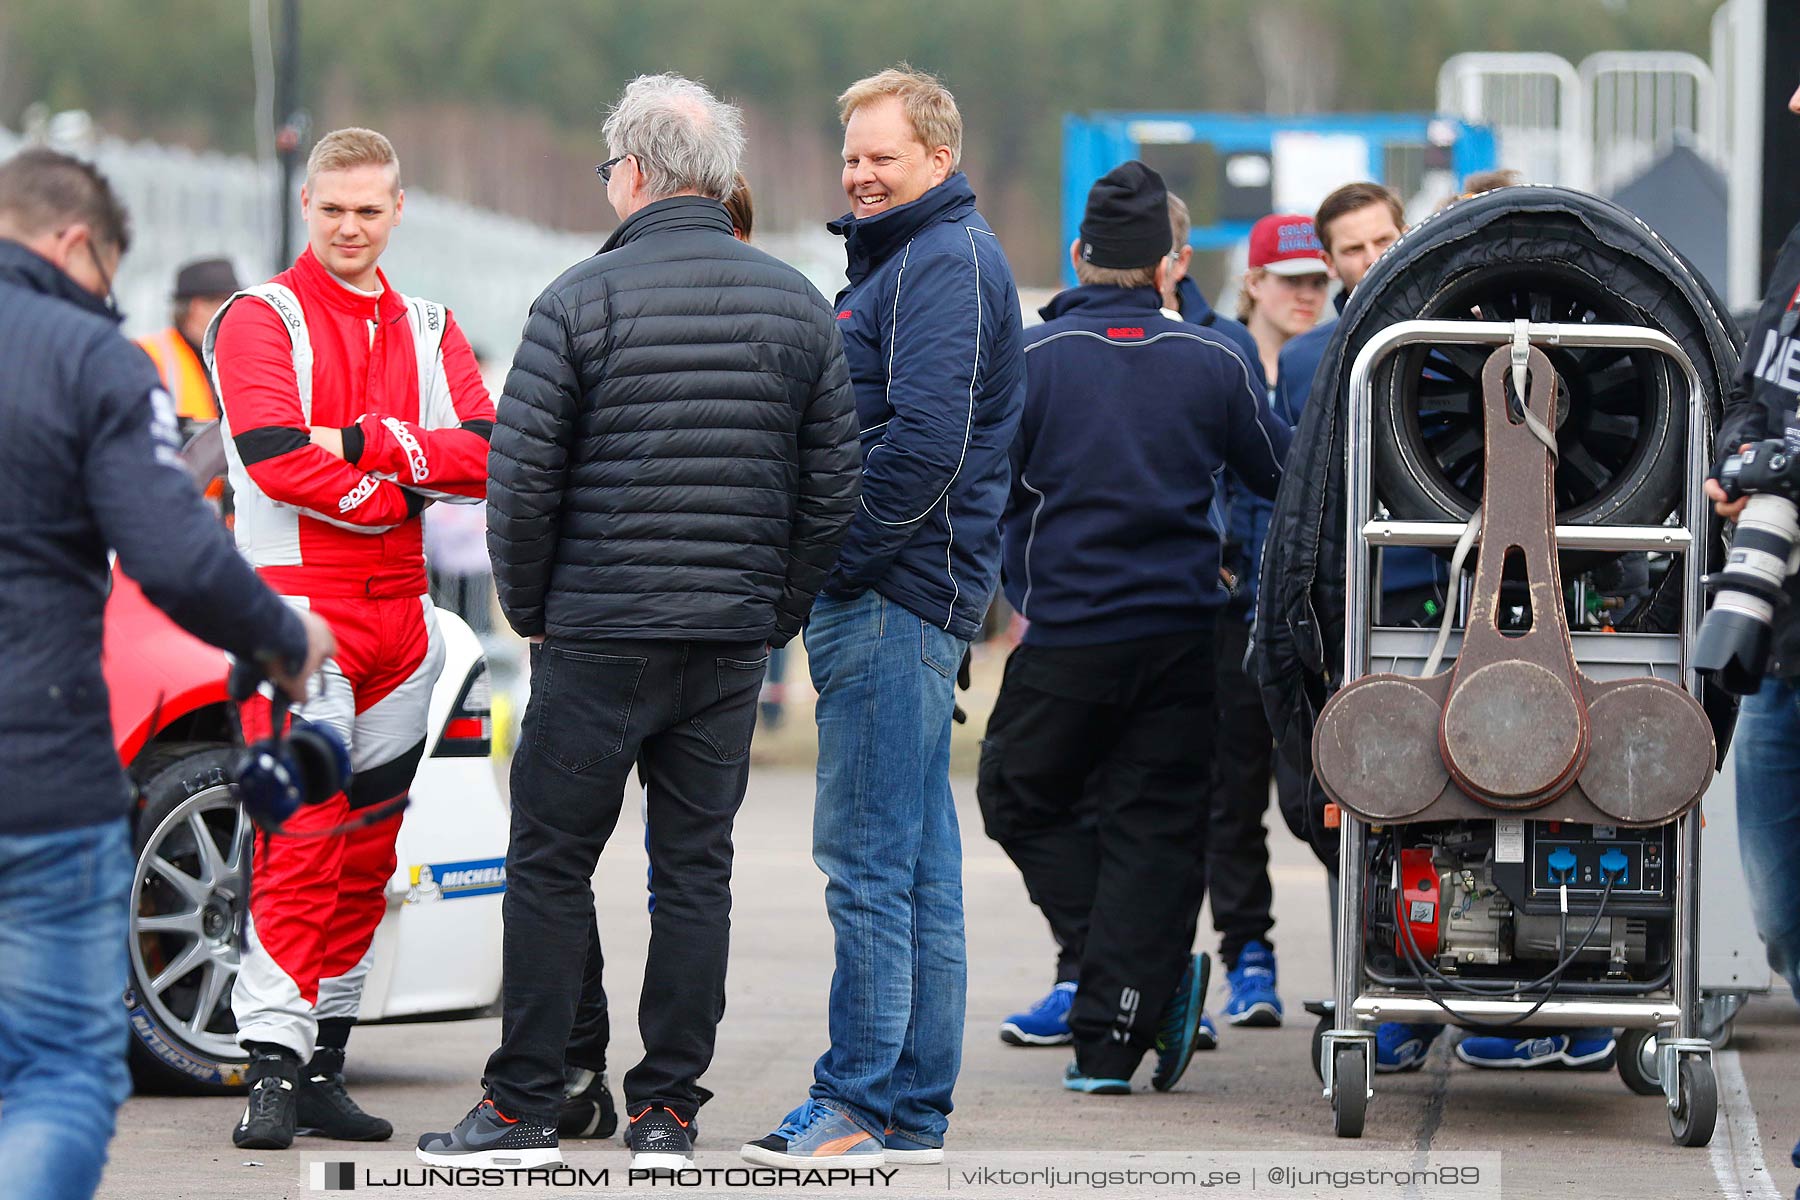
[1197,213,1331,1041]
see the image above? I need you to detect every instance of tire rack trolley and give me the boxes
[1318,318,1718,1146]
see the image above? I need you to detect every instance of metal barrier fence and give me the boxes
[0,123,607,356]
[1435,49,1720,197]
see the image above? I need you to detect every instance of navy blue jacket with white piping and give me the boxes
[1001,285,1292,647]
[822,173,1026,641]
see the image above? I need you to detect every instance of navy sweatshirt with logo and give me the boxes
[1000,285,1292,647]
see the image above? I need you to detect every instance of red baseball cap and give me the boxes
[1248,214,1328,276]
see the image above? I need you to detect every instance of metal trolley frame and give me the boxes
[1319,319,1718,1145]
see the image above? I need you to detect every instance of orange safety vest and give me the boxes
[136,327,218,424]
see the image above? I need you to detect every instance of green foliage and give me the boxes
[0,0,1717,268]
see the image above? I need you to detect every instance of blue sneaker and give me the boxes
[1062,1061,1131,1095]
[1000,981,1076,1046]
[1375,1022,1444,1073]
[1455,1028,1616,1069]
[740,1099,884,1167]
[1193,1012,1220,1052]
[1223,941,1284,1027]
[883,1128,943,1165]
[1151,953,1210,1092]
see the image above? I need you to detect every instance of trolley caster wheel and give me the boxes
[1669,1055,1718,1148]
[1331,1045,1368,1139]
[1308,1003,1334,1084]
[1617,1029,1662,1097]
[1708,1021,1735,1052]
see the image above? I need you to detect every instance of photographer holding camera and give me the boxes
[1701,81,1800,1016]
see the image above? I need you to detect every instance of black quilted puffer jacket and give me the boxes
[488,196,859,647]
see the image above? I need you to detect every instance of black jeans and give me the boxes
[1205,612,1275,969]
[977,628,1216,1079]
[566,913,610,1075]
[485,637,766,1123]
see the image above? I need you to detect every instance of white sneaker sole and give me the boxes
[631,1151,695,1171]
[416,1146,562,1169]
[1454,1042,1616,1069]
[1225,1002,1283,1027]
[885,1147,944,1165]
[740,1143,887,1168]
[999,1023,1073,1046]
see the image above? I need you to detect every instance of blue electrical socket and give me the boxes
[1599,847,1630,883]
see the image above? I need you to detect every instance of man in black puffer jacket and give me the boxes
[424,75,858,1172]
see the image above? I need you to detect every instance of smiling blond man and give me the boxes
[741,65,1025,1169]
[207,127,495,1151]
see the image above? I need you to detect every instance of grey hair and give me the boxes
[603,73,744,202]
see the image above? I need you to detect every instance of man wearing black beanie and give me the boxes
[976,160,1292,1094]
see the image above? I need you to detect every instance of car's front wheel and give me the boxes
[125,745,253,1095]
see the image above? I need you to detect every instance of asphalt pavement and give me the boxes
[100,767,1799,1200]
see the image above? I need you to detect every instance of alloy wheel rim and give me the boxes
[129,783,250,1063]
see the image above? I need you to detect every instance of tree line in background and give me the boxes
[0,0,1714,279]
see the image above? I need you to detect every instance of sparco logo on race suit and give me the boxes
[383,417,431,483]
[339,476,380,513]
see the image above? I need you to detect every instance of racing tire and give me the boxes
[125,745,254,1095]
[1367,213,1688,531]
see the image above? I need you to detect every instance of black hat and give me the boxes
[173,257,242,300]
[1078,161,1170,270]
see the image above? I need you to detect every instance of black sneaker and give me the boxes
[625,1104,695,1171]
[1151,953,1211,1092]
[296,1048,393,1141]
[233,1051,299,1150]
[558,1067,618,1139]
[417,1098,561,1169]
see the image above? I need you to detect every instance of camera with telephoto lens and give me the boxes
[1694,437,1800,695]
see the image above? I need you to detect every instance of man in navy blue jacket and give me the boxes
[0,148,330,1200]
[743,67,1024,1169]
[977,161,1290,1096]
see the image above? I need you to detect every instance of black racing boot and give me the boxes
[296,1047,393,1141]
[233,1049,299,1149]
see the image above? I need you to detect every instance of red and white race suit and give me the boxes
[205,247,495,1059]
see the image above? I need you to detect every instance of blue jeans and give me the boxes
[1734,679,1800,999]
[807,591,968,1146]
[0,818,134,1200]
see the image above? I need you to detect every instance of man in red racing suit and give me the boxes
[206,128,495,1150]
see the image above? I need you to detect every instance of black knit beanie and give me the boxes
[1078,160,1170,269]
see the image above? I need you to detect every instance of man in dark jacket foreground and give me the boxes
[421,74,858,1172]
[0,148,330,1200]
[977,161,1289,1096]
[743,66,1025,1169]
